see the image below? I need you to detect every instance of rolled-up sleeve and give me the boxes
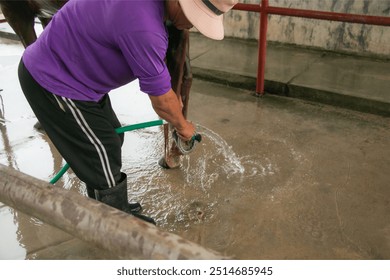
[117,31,171,96]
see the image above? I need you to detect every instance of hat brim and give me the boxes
[178,0,224,40]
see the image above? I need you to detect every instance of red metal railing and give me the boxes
[1,2,389,95]
[233,0,390,95]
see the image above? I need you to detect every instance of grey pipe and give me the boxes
[0,164,228,260]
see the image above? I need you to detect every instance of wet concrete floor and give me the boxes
[1,38,390,260]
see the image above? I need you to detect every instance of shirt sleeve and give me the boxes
[117,31,171,96]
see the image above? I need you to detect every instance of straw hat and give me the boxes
[178,0,238,40]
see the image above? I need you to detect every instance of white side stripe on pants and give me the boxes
[62,97,116,188]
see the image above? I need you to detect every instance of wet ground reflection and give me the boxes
[2,37,390,260]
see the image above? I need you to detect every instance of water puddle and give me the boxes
[118,122,282,239]
[0,205,27,259]
[1,113,283,258]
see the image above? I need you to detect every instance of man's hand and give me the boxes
[175,121,195,141]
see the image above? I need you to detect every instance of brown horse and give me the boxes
[0,0,193,168]
[0,0,67,47]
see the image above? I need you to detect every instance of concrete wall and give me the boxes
[221,0,390,58]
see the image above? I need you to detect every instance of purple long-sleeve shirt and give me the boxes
[23,0,171,102]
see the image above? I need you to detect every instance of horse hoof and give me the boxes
[34,121,45,132]
[158,157,180,169]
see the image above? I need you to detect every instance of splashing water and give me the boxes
[192,125,245,175]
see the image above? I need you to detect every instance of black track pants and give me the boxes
[18,59,124,190]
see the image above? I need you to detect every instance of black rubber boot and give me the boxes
[87,185,142,213]
[94,173,156,225]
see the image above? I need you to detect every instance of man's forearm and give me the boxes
[149,89,194,139]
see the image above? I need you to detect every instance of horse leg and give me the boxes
[1,2,37,47]
[160,40,193,169]
[38,16,51,28]
[159,27,192,169]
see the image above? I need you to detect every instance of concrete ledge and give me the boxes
[0,30,18,41]
[192,66,390,117]
[286,84,390,117]
[190,32,390,117]
[192,67,256,91]
[0,164,228,260]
